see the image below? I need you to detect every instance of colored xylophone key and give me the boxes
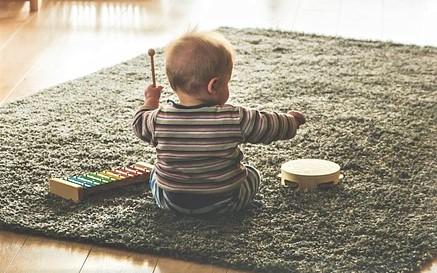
[85,173,112,184]
[132,163,152,173]
[112,169,133,178]
[49,161,154,202]
[67,171,123,188]
[73,175,102,187]
[122,167,142,176]
[94,172,117,182]
[82,174,106,185]
[102,170,125,180]
[67,176,95,188]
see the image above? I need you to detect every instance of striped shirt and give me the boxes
[132,100,298,195]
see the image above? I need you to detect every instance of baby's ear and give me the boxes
[207,77,220,95]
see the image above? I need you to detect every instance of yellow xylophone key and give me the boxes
[102,171,124,180]
[95,172,116,182]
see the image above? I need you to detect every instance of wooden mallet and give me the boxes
[148,48,156,87]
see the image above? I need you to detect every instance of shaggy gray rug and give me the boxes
[0,27,436,273]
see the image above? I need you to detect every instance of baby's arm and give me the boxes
[132,84,163,144]
[239,107,305,144]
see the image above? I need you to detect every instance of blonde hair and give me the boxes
[165,31,235,94]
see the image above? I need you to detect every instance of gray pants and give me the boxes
[149,166,261,215]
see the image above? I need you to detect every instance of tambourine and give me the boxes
[279,159,343,190]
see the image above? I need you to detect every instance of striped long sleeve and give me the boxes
[132,105,160,145]
[238,107,298,144]
[132,102,299,194]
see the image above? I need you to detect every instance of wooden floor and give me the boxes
[0,0,436,272]
[0,230,242,273]
[1,230,436,273]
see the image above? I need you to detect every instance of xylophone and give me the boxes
[49,162,153,203]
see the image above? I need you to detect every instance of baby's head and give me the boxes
[165,31,235,105]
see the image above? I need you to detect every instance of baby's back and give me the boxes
[152,102,247,194]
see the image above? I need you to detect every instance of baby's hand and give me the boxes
[144,84,163,100]
[287,111,306,126]
[143,84,163,108]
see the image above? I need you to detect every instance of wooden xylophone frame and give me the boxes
[49,162,154,203]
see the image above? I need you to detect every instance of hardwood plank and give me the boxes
[0,0,32,21]
[0,230,27,272]
[3,234,90,273]
[80,246,157,273]
[0,6,56,104]
[421,258,437,273]
[7,32,157,102]
[0,17,32,50]
[0,0,171,104]
[153,256,229,273]
[226,269,253,273]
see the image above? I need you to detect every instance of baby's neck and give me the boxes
[177,92,217,107]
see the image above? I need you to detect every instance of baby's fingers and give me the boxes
[144,85,163,99]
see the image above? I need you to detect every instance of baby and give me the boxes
[133,31,305,215]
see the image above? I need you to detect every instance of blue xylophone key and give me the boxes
[74,176,99,187]
[67,177,92,188]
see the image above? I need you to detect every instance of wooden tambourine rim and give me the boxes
[279,159,343,190]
